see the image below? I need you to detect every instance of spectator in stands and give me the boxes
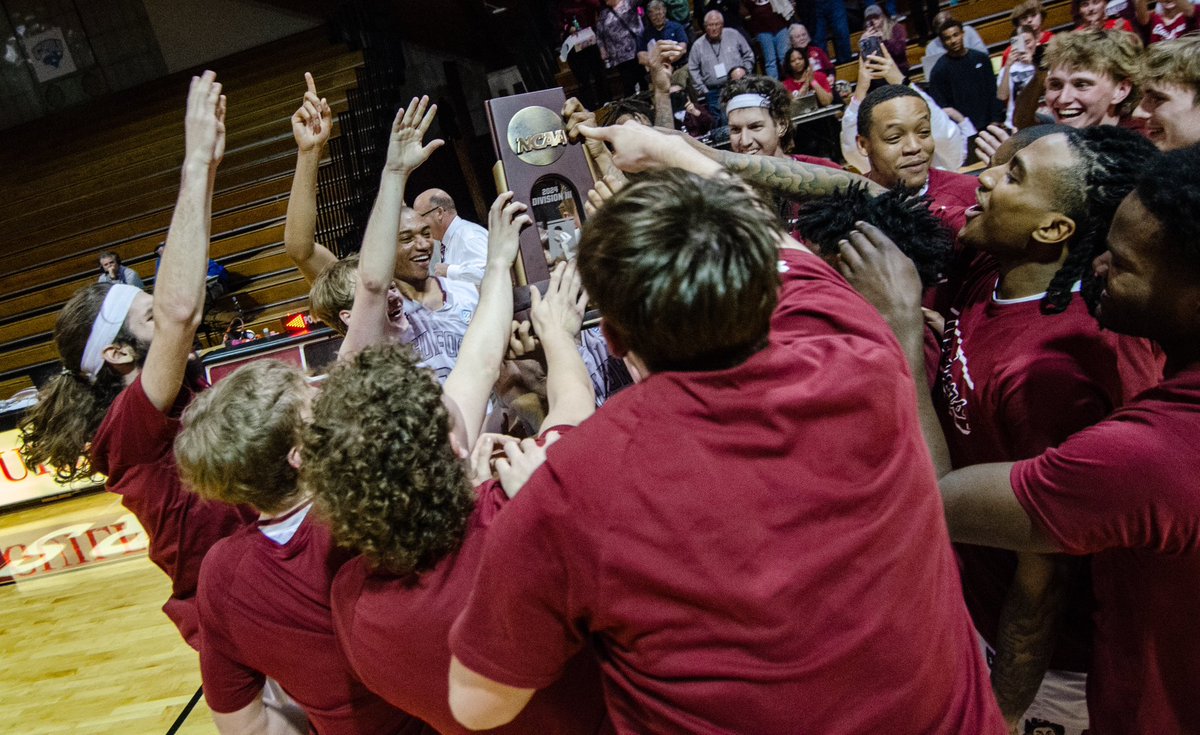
[446,125,1007,734]
[1002,0,1055,66]
[646,42,717,136]
[842,50,967,174]
[741,0,793,79]
[97,251,144,289]
[781,47,833,104]
[702,0,751,39]
[838,137,1200,735]
[861,4,909,76]
[928,15,1003,150]
[670,68,717,136]
[596,0,646,96]
[812,0,852,63]
[554,1,610,110]
[1044,30,1141,128]
[1134,0,1195,43]
[788,22,835,76]
[1075,0,1135,31]
[998,27,1040,128]
[688,10,756,124]
[636,0,688,68]
[413,188,488,287]
[18,72,255,649]
[174,361,419,735]
[1135,36,1200,149]
[921,11,989,80]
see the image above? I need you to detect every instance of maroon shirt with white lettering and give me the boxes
[331,474,610,735]
[198,511,425,734]
[1012,363,1200,733]
[935,255,1163,672]
[90,376,256,648]
[450,250,1006,734]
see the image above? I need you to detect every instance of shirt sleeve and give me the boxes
[839,98,869,173]
[197,550,266,713]
[449,462,593,689]
[1011,414,1200,556]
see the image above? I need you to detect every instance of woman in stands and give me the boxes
[861,4,910,76]
[780,47,834,106]
[18,72,255,649]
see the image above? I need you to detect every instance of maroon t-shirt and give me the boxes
[1011,363,1200,734]
[331,476,609,735]
[90,376,256,648]
[926,167,979,236]
[935,256,1163,671]
[450,250,1006,734]
[198,510,424,734]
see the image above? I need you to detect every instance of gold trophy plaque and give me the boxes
[486,87,595,314]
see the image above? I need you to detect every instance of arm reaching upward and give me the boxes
[284,72,338,284]
[143,71,224,412]
[530,261,595,431]
[339,96,443,360]
[442,192,531,451]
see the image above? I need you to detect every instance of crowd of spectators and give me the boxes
[17,2,1200,734]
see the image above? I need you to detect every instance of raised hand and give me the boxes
[530,261,588,341]
[291,72,332,152]
[384,95,444,175]
[974,124,1012,166]
[486,191,531,267]
[584,170,626,217]
[836,222,925,347]
[184,70,226,169]
[495,432,562,499]
[647,40,683,92]
[506,320,539,361]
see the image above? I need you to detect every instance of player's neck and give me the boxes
[397,276,444,309]
[994,259,1061,300]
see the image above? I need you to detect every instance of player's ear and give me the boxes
[600,318,628,358]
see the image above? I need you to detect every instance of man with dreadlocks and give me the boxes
[846,126,1164,735]
[17,72,256,648]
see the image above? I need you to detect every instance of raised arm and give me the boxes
[442,193,531,450]
[530,261,595,431]
[648,41,685,128]
[339,96,442,359]
[143,72,225,412]
[284,72,338,284]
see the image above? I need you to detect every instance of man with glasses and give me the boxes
[413,188,490,287]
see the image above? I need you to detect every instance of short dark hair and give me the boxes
[1134,143,1200,270]
[1045,125,1161,314]
[575,169,781,372]
[934,15,963,37]
[857,84,927,138]
[795,184,953,287]
[99,251,119,264]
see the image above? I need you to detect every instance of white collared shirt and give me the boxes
[439,215,489,286]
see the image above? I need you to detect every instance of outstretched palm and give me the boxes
[386,95,444,175]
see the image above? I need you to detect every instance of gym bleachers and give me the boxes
[0,29,365,399]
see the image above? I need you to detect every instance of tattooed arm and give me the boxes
[709,148,885,198]
[992,552,1076,729]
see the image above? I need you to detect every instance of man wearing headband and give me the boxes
[19,72,255,649]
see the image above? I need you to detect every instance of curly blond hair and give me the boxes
[175,360,308,513]
[301,343,474,576]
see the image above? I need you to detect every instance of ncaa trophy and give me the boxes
[485,87,596,315]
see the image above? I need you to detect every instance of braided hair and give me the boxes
[1042,126,1160,315]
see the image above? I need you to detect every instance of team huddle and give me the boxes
[16,26,1200,735]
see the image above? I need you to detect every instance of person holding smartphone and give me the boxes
[999,28,1039,128]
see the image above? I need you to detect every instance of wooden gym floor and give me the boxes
[0,493,217,734]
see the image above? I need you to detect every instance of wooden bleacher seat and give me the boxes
[0,29,364,399]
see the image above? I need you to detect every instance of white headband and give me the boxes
[726,93,772,112]
[80,284,142,381]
